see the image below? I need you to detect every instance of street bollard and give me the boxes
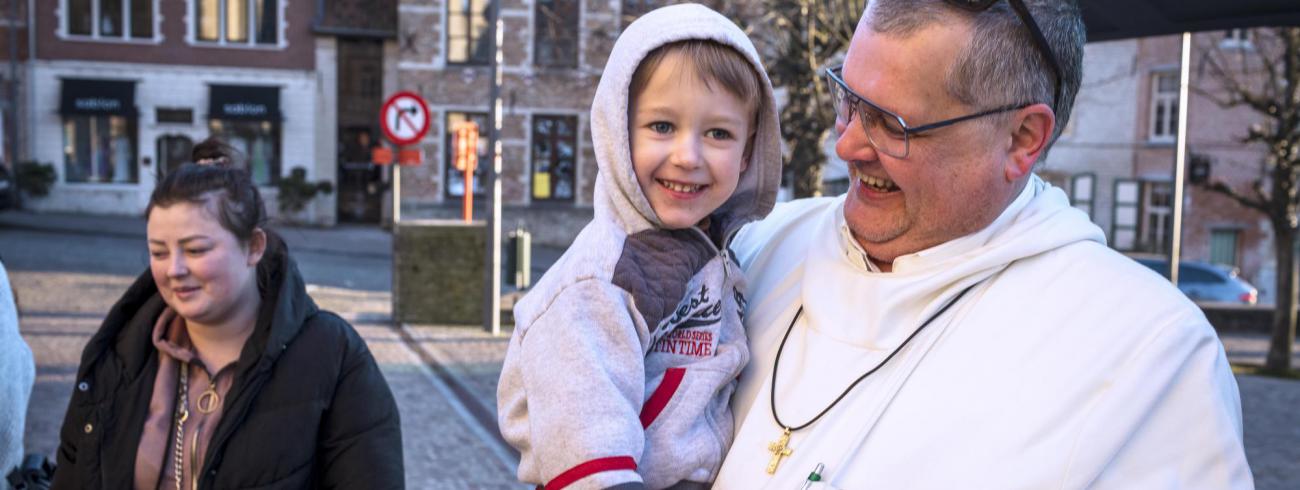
[506,226,532,289]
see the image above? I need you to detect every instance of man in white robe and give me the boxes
[714,0,1253,488]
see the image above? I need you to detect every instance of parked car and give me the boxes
[1130,256,1258,305]
[0,164,12,210]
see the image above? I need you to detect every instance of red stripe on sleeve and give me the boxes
[546,456,638,490]
[639,367,686,428]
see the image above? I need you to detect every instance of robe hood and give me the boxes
[591,3,783,237]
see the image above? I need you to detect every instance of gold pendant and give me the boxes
[766,428,793,474]
[196,387,220,414]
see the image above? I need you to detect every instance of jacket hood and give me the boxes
[591,3,783,237]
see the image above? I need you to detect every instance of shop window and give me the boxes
[195,0,278,45]
[209,119,280,185]
[445,112,489,199]
[63,115,137,183]
[207,85,281,185]
[447,0,492,65]
[66,0,154,40]
[535,0,578,67]
[1149,72,1179,142]
[531,115,577,201]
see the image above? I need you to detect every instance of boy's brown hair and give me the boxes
[628,40,766,129]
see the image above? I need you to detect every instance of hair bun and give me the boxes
[191,137,245,169]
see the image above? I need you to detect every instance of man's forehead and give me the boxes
[842,20,972,118]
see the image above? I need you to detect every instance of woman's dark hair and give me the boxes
[147,163,266,246]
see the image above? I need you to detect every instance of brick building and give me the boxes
[1041,30,1278,301]
[392,0,759,245]
[0,0,400,226]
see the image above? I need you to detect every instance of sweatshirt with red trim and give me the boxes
[495,4,782,489]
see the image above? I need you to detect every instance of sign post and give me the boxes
[379,91,431,224]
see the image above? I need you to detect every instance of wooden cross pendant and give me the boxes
[766,428,793,474]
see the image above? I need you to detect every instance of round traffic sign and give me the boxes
[380,91,431,146]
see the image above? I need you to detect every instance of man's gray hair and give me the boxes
[866,0,1085,156]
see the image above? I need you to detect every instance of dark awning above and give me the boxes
[59,78,137,116]
[1084,0,1300,42]
[209,85,282,121]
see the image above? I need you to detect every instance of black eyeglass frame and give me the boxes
[824,66,1029,158]
[946,0,1064,116]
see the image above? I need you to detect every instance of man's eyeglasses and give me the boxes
[824,0,1064,159]
[824,67,1028,159]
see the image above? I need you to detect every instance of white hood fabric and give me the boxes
[498,4,782,490]
[1,262,35,476]
[714,176,1251,488]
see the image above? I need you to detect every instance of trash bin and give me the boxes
[506,226,532,289]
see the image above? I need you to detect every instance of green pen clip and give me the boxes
[799,463,825,490]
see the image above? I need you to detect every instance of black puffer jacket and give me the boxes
[51,237,403,489]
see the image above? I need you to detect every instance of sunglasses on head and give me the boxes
[944,0,1063,115]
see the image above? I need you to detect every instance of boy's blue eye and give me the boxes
[707,129,734,140]
[649,122,673,134]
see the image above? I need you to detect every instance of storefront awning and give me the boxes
[208,85,282,121]
[59,78,137,116]
[1083,0,1300,42]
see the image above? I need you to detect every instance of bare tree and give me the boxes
[1198,27,1300,373]
[760,0,864,197]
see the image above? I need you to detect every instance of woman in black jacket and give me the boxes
[52,162,403,489]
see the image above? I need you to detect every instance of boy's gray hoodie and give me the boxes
[496,4,782,489]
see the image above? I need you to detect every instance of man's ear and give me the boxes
[247,228,267,267]
[1004,103,1055,182]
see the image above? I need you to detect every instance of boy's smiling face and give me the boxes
[630,50,753,230]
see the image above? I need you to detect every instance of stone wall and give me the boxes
[394,221,486,325]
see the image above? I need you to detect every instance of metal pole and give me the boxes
[392,163,401,223]
[8,0,21,210]
[482,0,503,335]
[1168,32,1192,286]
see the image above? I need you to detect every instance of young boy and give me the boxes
[497,4,782,489]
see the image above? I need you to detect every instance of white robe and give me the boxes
[715,177,1252,489]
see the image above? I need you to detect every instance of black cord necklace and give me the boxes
[762,282,980,474]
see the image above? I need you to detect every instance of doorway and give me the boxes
[156,135,194,178]
[336,37,386,223]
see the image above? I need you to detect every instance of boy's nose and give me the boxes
[670,136,703,169]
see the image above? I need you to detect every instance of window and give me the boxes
[1222,29,1252,49]
[621,0,655,28]
[195,0,278,45]
[531,115,578,201]
[535,0,578,67]
[1149,72,1179,142]
[63,115,137,183]
[1070,173,1094,219]
[1210,229,1241,267]
[1138,181,1173,254]
[1112,179,1139,251]
[209,119,280,185]
[447,0,492,65]
[1179,264,1224,284]
[66,0,154,40]
[446,112,489,198]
